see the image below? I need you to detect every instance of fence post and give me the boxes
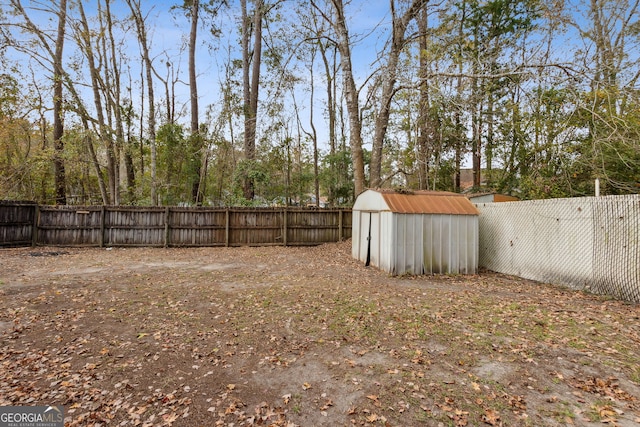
[99,206,105,247]
[225,209,230,247]
[338,209,343,242]
[164,207,170,248]
[31,204,39,247]
[283,208,288,246]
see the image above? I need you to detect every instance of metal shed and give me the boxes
[352,189,479,275]
[466,192,519,203]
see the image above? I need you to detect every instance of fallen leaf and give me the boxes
[320,399,333,410]
[162,412,178,425]
[482,408,501,426]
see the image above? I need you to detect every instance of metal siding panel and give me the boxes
[405,215,413,274]
[414,215,423,274]
[428,215,434,274]
[469,194,494,204]
[441,216,450,274]
[395,214,403,275]
[430,216,438,274]
[387,214,394,274]
[423,215,432,274]
[462,215,470,273]
[393,215,404,274]
[460,216,469,274]
[403,215,421,274]
[378,213,384,269]
[451,215,460,274]
[463,216,472,273]
[402,214,410,275]
[470,218,474,272]
[473,217,479,273]
[359,212,369,264]
[460,216,467,274]
[390,212,397,274]
[380,212,393,273]
[432,216,440,274]
[371,212,380,269]
[352,211,360,260]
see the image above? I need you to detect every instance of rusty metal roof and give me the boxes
[378,190,479,215]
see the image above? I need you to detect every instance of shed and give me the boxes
[352,189,479,275]
[466,192,519,203]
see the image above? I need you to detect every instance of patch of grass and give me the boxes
[567,339,587,350]
[325,294,383,342]
[290,394,303,415]
[549,401,576,423]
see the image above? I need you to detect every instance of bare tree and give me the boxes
[312,0,426,194]
[574,0,640,193]
[8,0,69,204]
[126,0,159,205]
[103,0,136,203]
[369,0,427,189]
[312,0,366,196]
[74,1,120,204]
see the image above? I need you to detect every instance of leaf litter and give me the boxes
[1,241,639,426]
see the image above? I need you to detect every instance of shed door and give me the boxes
[358,212,380,267]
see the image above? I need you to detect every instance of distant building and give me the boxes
[466,192,519,203]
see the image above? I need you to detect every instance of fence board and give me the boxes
[0,202,36,247]
[37,206,103,246]
[0,203,352,248]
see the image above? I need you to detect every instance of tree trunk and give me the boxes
[53,0,67,205]
[453,2,466,193]
[189,0,203,205]
[241,0,263,200]
[416,6,429,190]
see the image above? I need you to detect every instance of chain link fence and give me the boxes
[477,195,639,303]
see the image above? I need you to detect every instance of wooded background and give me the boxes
[1,0,639,207]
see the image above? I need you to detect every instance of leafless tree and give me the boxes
[126,0,159,205]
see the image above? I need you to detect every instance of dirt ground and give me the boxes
[1,241,639,427]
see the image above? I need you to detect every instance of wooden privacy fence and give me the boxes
[0,202,352,247]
